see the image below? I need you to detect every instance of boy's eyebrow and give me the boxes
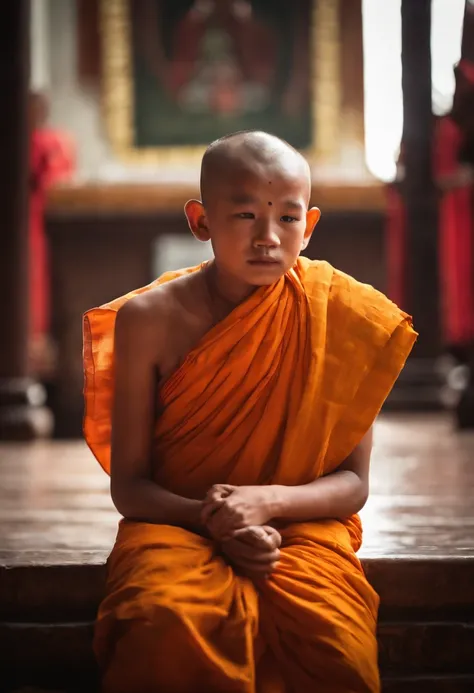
[230,193,258,204]
[284,200,304,211]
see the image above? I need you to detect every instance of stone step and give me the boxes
[3,555,474,690]
[382,675,474,692]
[365,557,474,620]
[0,559,106,622]
[378,622,474,675]
[2,619,474,690]
[7,679,474,693]
[2,555,474,622]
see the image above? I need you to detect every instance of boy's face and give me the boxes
[188,161,320,287]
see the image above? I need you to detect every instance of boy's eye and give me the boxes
[281,216,298,223]
[235,212,255,219]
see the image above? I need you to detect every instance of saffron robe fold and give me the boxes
[83,258,416,693]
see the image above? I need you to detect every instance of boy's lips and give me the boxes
[247,256,281,265]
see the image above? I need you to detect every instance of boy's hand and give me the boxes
[203,483,236,509]
[220,525,281,579]
[202,484,277,539]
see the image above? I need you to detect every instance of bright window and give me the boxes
[363,0,465,182]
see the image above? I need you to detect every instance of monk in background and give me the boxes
[29,91,75,378]
[386,61,474,427]
[83,131,416,692]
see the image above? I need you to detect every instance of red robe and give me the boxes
[434,117,474,345]
[29,128,75,339]
[387,116,474,346]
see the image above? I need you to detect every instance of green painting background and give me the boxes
[131,0,312,150]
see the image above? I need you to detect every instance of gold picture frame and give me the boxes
[100,0,342,167]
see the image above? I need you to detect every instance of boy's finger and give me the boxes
[236,549,281,565]
[204,491,225,505]
[201,500,224,522]
[233,531,274,552]
[224,540,279,563]
[260,527,282,549]
[231,527,265,542]
[219,484,237,494]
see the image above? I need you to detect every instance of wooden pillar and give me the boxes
[340,0,365,153]
[461,0,474,62]
[390,0,442,408]
[401,0,439,350]
[0,1,52,439]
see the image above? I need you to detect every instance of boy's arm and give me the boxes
[109,296,203,532]
[270,427,373,522]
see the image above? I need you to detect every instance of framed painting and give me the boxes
[100,0,344,166]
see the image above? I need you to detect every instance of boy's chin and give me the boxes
[243,263,292,285]
[216,260,292,287]
[250,275,284,286]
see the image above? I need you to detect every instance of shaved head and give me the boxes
[200,131,311,207]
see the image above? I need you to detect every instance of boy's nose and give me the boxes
[253,221,280,247]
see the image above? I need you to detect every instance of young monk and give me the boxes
[83,131,417,693]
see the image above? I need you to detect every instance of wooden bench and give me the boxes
[1,414,474,691]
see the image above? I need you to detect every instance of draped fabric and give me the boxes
[83,258,416,692]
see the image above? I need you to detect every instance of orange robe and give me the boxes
[83,258,416,693]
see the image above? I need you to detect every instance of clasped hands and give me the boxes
[201,484,281,580]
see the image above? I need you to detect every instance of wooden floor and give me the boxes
[0,412,473,566]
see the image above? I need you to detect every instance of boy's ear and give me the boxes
[301,207,321,250]
[184,199,211,242]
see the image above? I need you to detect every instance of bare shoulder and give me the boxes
[113,287,166,364]
[115,272,204,356]
[119,272,202,319]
